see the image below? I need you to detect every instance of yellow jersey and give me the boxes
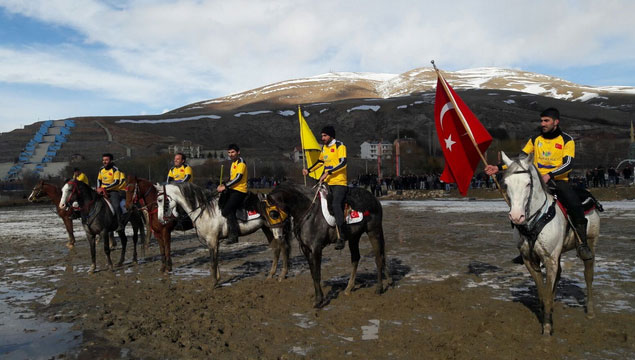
[97,165,127,191]
[227,157,248,193]
[309,139,347,186]
[521,128,574,181]
[74,172,89,185]
[167,164,193,183]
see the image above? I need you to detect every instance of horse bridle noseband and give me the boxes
[508,163,550,226]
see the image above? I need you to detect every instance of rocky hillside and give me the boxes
[1,67,634,174]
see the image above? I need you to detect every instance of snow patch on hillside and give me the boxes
[117,115,221,124]
[347,105,380,113]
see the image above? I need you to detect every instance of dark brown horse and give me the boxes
[264,183,391,307]
[125,176,192,274]
[28,180,76,249]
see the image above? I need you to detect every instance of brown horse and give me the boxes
[125,176,192,274]
[28,180,77,249]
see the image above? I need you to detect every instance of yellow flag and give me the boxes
[298,107,321,180]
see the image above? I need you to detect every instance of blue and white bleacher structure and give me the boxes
[4,119,75,180]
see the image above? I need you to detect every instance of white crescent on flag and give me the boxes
[439,102,454,132]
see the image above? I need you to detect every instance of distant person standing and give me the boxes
[73,167,89,185]
[167,152,193,183]
[303,125,348,250]
[217,144,247,245]
[623,165,633,186]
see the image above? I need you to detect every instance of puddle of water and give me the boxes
[0,288,81,359]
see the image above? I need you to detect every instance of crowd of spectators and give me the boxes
[579,165,634,188]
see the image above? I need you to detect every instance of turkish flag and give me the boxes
[434,77,492,196]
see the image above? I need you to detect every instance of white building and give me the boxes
[360,140,393,160]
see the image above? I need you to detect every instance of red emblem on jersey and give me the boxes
[109,172,113,176]
[233,165,237,169]
[180,169,184,172]
[555,143,562,149]
[331,149,335,152]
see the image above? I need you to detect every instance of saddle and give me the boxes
[218,191,261,222]
[550,187,604,219]
[320,186,368,227]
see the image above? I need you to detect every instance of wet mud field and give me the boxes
[1,200,634,359]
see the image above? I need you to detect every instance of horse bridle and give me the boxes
[127,182,157,213]
[508,162,549,225]
[156,184,174,222]
[259,197,288,228]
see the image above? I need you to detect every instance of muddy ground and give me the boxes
[1,197,634,359]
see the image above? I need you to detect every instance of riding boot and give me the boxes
[334,224,347,250]
[574,219,593,261]
[225,214,240,245]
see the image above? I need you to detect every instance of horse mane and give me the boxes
[173,182,218,213]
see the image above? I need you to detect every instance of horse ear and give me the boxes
[521,153,534,167]
[501,151,513,167]
[257,193,265,201]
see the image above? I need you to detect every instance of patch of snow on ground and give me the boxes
[397,105,408,109]
[234,110,272,117]
[347,105,380,113]
[319,108,328,114]
[573,92,600,102]
[116,115,221,124]
[278,110,295,116]
[503,99,516,104]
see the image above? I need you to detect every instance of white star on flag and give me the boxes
[444,135,456,150]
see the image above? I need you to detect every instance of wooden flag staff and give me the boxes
[431,60,509,206]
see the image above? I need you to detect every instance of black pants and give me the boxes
[107,190,123,219]
[554,180,585,225]
[330,185,348,229]
[221,189,246,218]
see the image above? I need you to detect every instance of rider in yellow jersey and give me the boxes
[303,125,348,250]
[486,108,593,261]
[73,167,89,185]
[167,152,193,183]
[96,153,127,230]
[217,144,247,244]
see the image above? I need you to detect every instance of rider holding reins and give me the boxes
[302,125,348,250]
[217,144,247,245]
[485,107,593,261]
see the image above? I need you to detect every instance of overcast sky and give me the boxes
[1,0,634,133]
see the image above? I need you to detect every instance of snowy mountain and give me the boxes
[170,67,635,115]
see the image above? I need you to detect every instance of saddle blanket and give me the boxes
[319,187,364,227]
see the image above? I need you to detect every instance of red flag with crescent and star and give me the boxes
[434,77,492,196]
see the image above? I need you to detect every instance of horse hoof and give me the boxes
[344,289,352,296]
[116,262,123,268]
[542,325,553,336]
[88,265,96,273]
[66,242,75,249]
[586,312,596,320]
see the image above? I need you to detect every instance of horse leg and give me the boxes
[279,229,291,282]
[368,226,391,292]
[523,258,546,333]
[62,215,75,249]
[103,230,114,271]
[300,242,324,307]
[208,238,220,287]
[584,258,595,318]
[86,231,97,273]
[261,227,279,280]
[344,232,362,295]
[131,223,139,264]
[542,258,560,336]
[117,230,128,268]
[165,230,173,273]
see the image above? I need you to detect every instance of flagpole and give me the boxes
[298,105,307,186]
[431,60,509,205]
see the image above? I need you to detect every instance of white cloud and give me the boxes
[0,0,634,132]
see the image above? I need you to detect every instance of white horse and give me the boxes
[501,152,600,335]
[155,182,291,286]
